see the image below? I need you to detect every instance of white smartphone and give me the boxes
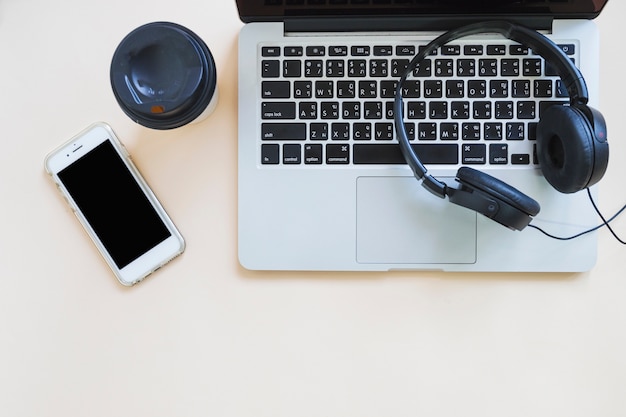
[44,122,185,286]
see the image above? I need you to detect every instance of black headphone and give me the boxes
[394,20,609,231]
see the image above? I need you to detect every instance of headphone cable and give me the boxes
[528,189,626,244]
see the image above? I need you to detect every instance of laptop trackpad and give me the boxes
[356,176,477,264]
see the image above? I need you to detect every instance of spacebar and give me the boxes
[353,143,459,164]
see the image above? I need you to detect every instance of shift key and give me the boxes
[262,123,306,140]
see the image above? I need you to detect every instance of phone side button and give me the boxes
[64,197,77,212]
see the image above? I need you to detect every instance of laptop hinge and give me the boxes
[284,16,553,34]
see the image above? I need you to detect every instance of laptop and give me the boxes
[236,0,608,272]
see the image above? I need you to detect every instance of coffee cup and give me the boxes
[110,22,218,129]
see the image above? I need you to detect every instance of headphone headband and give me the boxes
[393,20,589,198]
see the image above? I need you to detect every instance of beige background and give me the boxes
[1,1,626,416]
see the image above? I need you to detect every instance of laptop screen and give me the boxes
[236,0,608,23]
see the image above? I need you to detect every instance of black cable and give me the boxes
[529,189,626,243]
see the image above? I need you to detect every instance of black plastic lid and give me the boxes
[110,22,216,129]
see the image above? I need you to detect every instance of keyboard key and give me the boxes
[353,144,458,164]
[320,102,339,119]
[374,123,394,140]
[329,46,348,56]
[331,123,350,140]
[464,45,483,55]
[462,123,481,140]
[495,101,514,119]
[399,80,420,98]
[315,81,334,98]
[284,46,303,56]
[261,144,280,164]
[500,59,520,76]
[358,81,377,98]
[512,80,530,97]
[413,59,432,77]
[523,59,542,76]
[484,123,503,140]
[509,45,528,55]
[435,59,454,76]
[283,60,302,77]
[487,45,506,55]
[364,101,383,119]
[539,101,567,117]
[262,60,280,77]
[528,123,538,140]
[298,102,317,119]
[351,46,370,56]
[310,123,329,140]
[283,144,301,164]
[262,81,290,98]
[337,80,355,98]
[490,144,508,164]
[306,46,325,56]
[326,60,345,77]
[545,61,559,76]
[417,122,437,140]
[262,123,306,140]
[294,81,312,98]
[446,80,464,98]
[450,101,470,119]
[457,59,476,76]
[479,59,497,76]
[348,60,367,77]
[407,101,426,119]
[516,101,536,119]
[261,47,280,57]
[428,102,447,119]
[380,80,397,98]
[472,102,491,119]
[506,123,525,140]
[423,80,442,98]
[262,102,296,119]
[511,154,530,164]
[440,123,459,140]
[353,123,372,140]
[326,144,350,164]
[369,59,389,77]
[441,45,461,55]
[555,80,569,98]
[462,144,486,164]
[534,80,553,97]
[419,46,438,56]
[342,101,361,119]
[391,59,410,76]
[304,144,323,164]
[374,46,393,56]
[468,80,486,98]
[489,80,508,98]
[396,45,415,56]
[305,60,324,77]
[557,44,575,55]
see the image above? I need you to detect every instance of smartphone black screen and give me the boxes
[58,140,172,268]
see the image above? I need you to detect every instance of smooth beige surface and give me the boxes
[2,1,626,416]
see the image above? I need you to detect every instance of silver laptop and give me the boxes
[236,0,608,272]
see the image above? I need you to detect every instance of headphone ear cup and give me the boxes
[453,167,540,230]
[536,105,605,194]
[457,167,540,216]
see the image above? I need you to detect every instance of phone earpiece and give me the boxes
[449,167,541,230]
[536,104,609,194]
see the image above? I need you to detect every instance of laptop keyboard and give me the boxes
[259,40,575,166]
